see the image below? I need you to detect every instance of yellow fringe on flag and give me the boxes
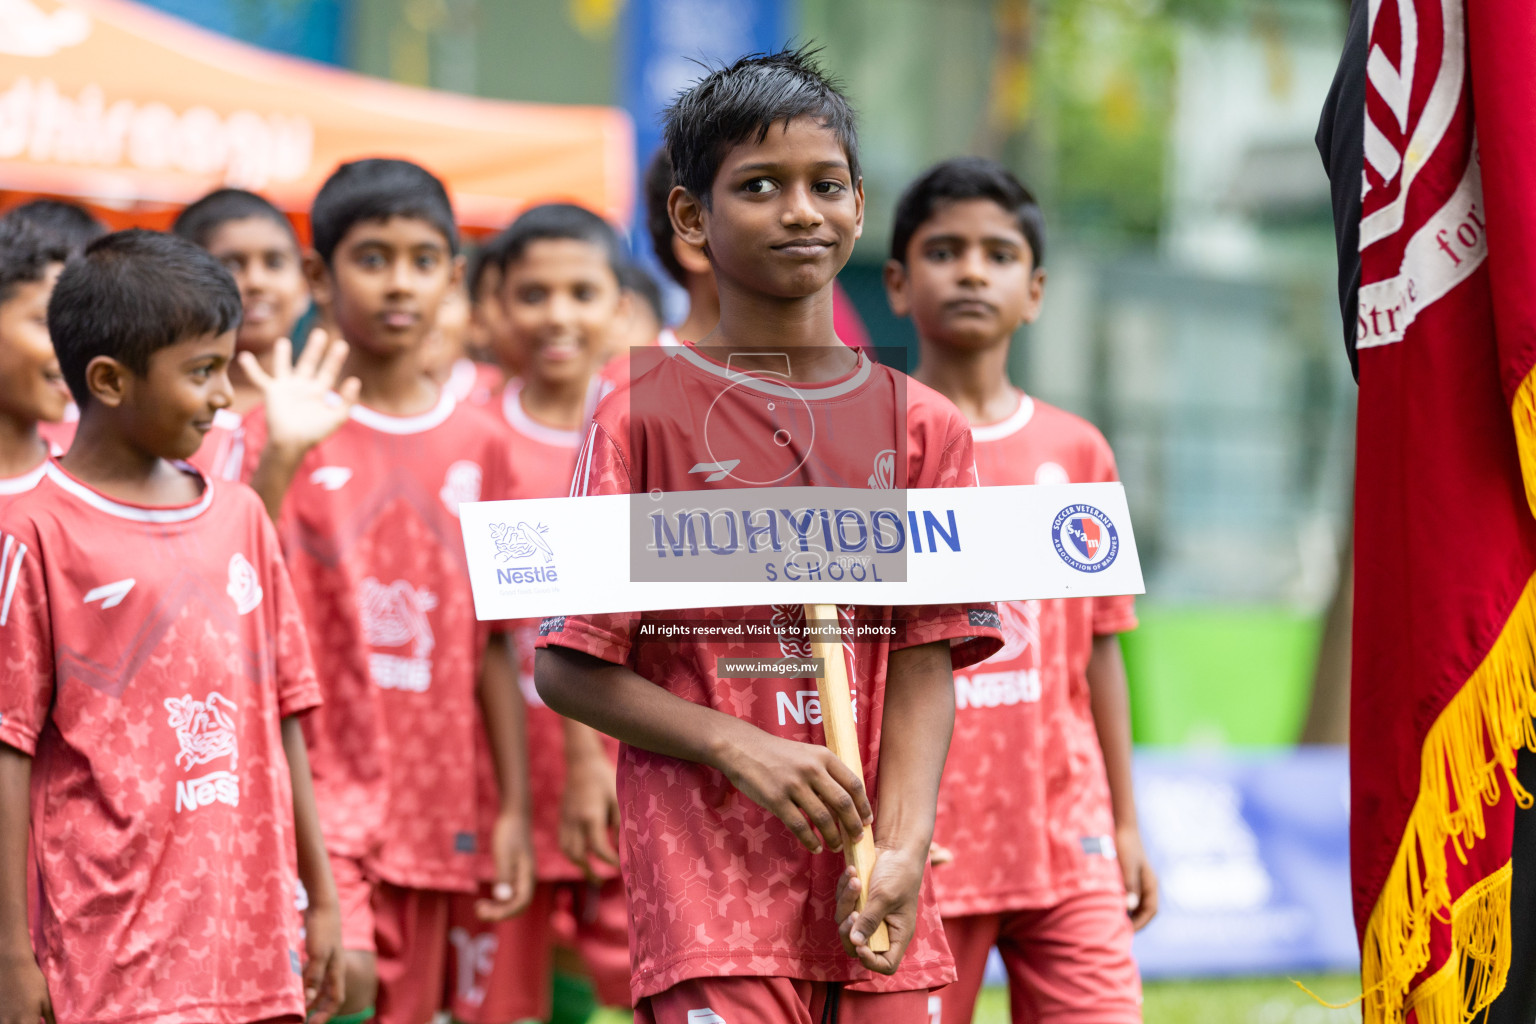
[1515,373,1536,519]
[1358,570,1536,1024]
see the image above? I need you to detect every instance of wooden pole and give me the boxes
[806,602,891,953]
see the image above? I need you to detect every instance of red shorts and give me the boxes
[446,878,631,1023]
[636,976,933,1024]
[935,890,1142,1024]
[329,853,378,952]
[373,881,454,1024]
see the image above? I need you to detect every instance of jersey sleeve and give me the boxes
[537,422,642,664]
[1085,431,1138,636]
[258,511,322,718]
[896,421,1003,668]
[0,518,54,755]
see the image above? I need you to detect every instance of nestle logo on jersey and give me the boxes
[777,687,858,726]
[490,521,559,586]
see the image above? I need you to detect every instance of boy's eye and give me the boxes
[924,246,956,263]
[266,252,292,272]
[220,255,243,273]
[742,178,776,194]
[516,287,547,305]
[357,252,386,270]
[415,253,440,271]
[813,180,846,195]
[990,249,1019,265]
[190,365,212,381]
[574,284,596,302]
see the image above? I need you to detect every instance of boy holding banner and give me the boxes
[534,47,1002,1024]
[884,157,1153,1024]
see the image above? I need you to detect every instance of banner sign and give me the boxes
[459,483,1144,620]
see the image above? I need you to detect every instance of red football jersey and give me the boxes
[0,462,320,1024]
[245,390,516,893]
[473,377,620,884]
[0,460,48,505]
[537,344,1002,1000]
[188,407,250,482]
[931,393,1138,917]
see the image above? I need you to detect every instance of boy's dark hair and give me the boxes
[889,157,1046,269]
[468,230,512,300]
[49,230,242,406]
[3,198,107,256]
[497,203,623,280]
[643,148,687,286]
[310,158,457,265]
[662,44,859,205]
[619,261,665,324]
[172,188,298,250]
[0,219,69,305]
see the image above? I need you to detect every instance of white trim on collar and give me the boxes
[500,378,591,449]
[970,392,1036,442]
[350,388,456,435]
[0,462,47,495]
[675,343,873,400]
[45,462,213,523]
[211,408,242,431]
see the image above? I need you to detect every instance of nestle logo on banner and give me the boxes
[490,521,559,585]
[1052,504,1120,573]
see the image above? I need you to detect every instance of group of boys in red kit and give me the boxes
[0,43,1154,1024]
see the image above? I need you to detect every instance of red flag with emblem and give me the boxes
[1353,1,1536,1020]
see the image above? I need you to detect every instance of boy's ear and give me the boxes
[852,178,865,242]
[883,258,911,317]
[669,184,708,254]
[672,233,711,277]
[302,250,333,312]
[1020,267,1047,326]
[84,355,130,409]
[449,252,466,291]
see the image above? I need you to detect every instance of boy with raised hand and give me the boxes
[0,230,344,1024]
[535,47,1003,1024]
[0,219,70,497]
[173,187,356,482]
[446,202,631,1024]
[884,157,1155,1024]
[241,159,533,1024]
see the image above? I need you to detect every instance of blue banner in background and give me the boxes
[618,0,792,258]
[984,748,1356,984]
[1130,748,1356,977]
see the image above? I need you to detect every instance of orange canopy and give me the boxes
[0,0,635,232]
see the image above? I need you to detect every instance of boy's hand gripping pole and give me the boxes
[806,603,891,953]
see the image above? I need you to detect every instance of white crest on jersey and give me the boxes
[1033,461,1070,486]
[359,577,438,692]
[993,600,1041,664]
[359,578,437,657]
[308,466,353,491]
[440,460,483,516]
[226,553,264,615]
[868,449,897,490]
[164,691,238,772]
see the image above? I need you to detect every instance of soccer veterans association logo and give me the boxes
[1052,504,1119,573]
